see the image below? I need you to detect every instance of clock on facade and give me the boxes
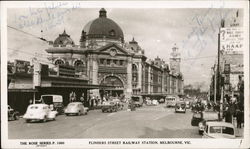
[110,48,117,56]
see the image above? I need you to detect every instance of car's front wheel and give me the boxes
[26,119,30,123]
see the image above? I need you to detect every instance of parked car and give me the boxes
[198,111,219,134]
[64,102,88,116]
[191,111,203,126]
[175,101,186,113]
[202,121,236,139]
[23,104,57,122]
[8,105,19,121]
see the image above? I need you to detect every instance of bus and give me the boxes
[165,96,179,107]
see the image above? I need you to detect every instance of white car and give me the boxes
[202,121,236,139]
[152,100,159,106]
[64,102,88,116]
[198,111,219,135]
[23,104,57,123]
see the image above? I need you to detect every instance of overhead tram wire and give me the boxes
[8,48,49,58]
[8,48,53,65]
[7,25,49,43]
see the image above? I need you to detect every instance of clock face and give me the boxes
[110,49,117,56]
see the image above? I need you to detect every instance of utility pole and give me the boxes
[218,19,225,121]
[214,64,217,103]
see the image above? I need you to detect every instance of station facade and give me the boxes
[8,8,184,113]
[45,8,184,99]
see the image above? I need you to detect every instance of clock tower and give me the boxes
[170,44,181,73]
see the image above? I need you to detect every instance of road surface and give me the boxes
[8,104,201,139]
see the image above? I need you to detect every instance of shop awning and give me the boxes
[8,88,38,92]
[43,81,114,90]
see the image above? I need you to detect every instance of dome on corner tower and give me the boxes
[53,30,75,47]
[82,8,124,42]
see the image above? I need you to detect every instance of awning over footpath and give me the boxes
[8,89,38,92]
[44,81,114,90]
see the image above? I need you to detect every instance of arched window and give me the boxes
[54,59,64,65]
[132,64,138,86]
[74,60,84,67]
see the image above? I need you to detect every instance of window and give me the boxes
[100,59,105,65]
[119,60,123,66]
[222,127,234,135]
[74,60,84,67]
[210,126,222,133]
[107,59,111,65]
[54,59,64,65]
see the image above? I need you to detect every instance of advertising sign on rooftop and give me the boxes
[220,27,243,54]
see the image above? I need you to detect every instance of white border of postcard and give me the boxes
[1,1,249,148]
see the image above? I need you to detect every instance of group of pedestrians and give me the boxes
[69,91,101,109]
[223,98,244,128]
[191,97,244,129]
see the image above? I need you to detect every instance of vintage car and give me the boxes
[198,111,219,134]
[102,101,120,113]
[202,122,236,139]
[191,111,203,126]
[165,96,178,108]
[64,102,88,116]
[8,105,19,121]
[132,96,143,107]
[23,104,57,122]
[158,98,165,104]
[175,101,186,113]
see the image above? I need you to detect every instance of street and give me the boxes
[8,104,201,139]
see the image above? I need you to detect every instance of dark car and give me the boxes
[175,101,186,113]
[8,105,19,121]
[131,96,143,107]
[191,111,203,126]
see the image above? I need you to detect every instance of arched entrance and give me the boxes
[100,75,124,98]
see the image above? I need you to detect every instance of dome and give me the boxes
[53,30,75,47]
[82,8,124,42]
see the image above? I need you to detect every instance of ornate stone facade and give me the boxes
[46,8,184,99]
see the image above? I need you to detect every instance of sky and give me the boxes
[7,5,242,91]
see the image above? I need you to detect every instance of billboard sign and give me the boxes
[14,60,31,74]
[220,27,243,53]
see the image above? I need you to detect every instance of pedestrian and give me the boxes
[80,93,85,105]
[236,109,242,128]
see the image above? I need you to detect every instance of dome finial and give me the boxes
[99,8,107,18]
